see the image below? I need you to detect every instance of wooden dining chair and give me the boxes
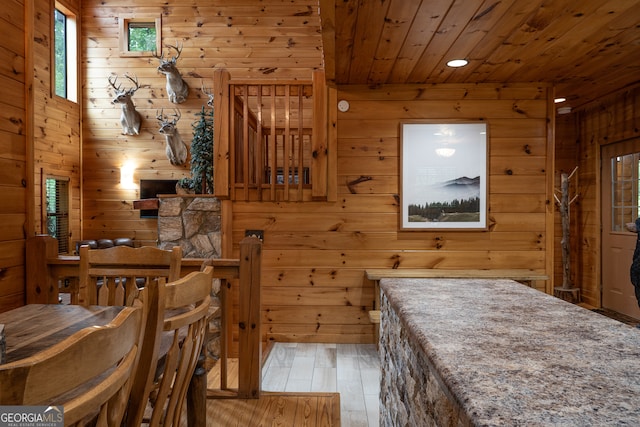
[0,303,145,426]
[136,266,213,427]
[78,244,182,427]
[78,245,182,307]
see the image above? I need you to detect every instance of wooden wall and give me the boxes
[4,0,622,335]
[0,0,27,311]
[0,0,630,325]
[239,83,554,343]
[33,0,82,245]
[81,0,322,246]
[558,86,640,308]
[0,0,82,313]
[79,0,555,342]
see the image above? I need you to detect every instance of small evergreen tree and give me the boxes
[179,105,214,193]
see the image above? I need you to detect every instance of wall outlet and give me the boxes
[245,229,264,242]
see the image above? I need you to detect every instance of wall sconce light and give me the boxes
[120,161,137,189]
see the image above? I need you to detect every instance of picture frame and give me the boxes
[400,121,488,230]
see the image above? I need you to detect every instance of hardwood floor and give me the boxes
[205,392,341,426]
[261,343,380,427]
[201,343,379,426]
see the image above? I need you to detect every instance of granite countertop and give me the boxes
[380,278,640,426]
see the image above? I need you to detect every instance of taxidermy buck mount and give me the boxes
[155,42,189,104]
[157,109,187,166]
[108,73,142,135]
[201,82,214,107]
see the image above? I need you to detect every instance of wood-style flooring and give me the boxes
[204,392,341,426]
[203,343,380,427]
[261,343,380,427]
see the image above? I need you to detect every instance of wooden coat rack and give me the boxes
[553,167,581,303]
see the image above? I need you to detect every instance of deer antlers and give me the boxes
[156,108,181,126]
[108,73,139,95]
[154,42,182,63]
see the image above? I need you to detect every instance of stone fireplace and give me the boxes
[156,195,221,258]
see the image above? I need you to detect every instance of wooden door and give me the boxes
[601,140,640,319]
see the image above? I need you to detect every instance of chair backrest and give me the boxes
[144,266,213,427]
[0,304,144,426]
[78,245,182,306]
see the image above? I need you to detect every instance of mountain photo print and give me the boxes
[400,122,488,230]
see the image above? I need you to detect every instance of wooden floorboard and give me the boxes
[202,357,341,426]
[205,392,341,427]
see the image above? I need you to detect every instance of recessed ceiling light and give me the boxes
[554,97,567,103]
[447,59,468,68]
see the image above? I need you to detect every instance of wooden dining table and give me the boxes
[0,304,124,363]
[0,304,207,426]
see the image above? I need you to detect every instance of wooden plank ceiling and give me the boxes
[320,0,640,111]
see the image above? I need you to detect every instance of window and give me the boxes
[53,2,77,102]
[53,10,66,98]
[119,15,161,57]
[611,152,640,232]
[45,177,70,254]
[128,22,157,51]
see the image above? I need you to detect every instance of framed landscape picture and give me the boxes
[400,121,488,230]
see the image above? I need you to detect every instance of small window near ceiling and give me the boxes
[119,15,161,57]
[611,152,640,232]
[53,2,77,102]
[45,177,71,254]
[128,22,157,51]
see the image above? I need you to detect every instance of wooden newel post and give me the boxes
[26,235,59,304]
[237,235,262,398]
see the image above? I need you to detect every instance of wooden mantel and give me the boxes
[132,198,159,210]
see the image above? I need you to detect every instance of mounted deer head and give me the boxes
[155,42,189,104]
[201,82,214,107]
[108,73,142,135]
[156,109,187,166]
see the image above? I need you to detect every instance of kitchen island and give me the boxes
[379,278,640,426]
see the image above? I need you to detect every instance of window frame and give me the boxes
[119,14,162,57]
[610,152,640,232]
[52,0,78,103]
[44,175,72,254]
